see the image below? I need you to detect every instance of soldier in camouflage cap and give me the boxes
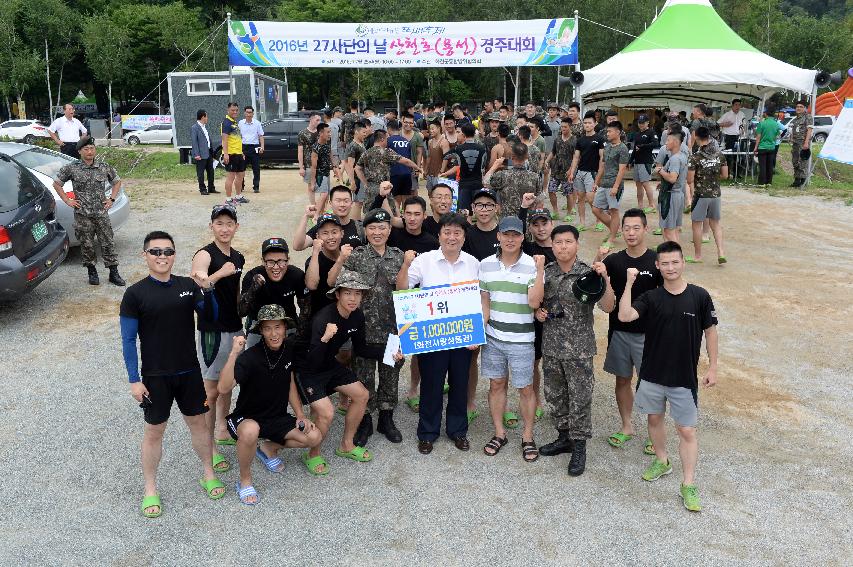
[535,224,615,476]
[484,142,545,218]
[355,130,421,214]
[788,99,814,187]
[250,304,296,332]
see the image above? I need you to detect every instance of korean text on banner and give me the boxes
[393,281,486,355]
[228,19,578,68]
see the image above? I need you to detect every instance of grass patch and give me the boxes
[95,147,224,182]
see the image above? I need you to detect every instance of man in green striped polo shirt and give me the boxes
[479,216,546,462]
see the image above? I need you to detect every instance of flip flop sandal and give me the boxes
[235,481,259,506]
[535,407,544,420]
[577,225,588,232]
[685,256,704,264]
[215,437,236,446]
[467,409,480,424]
[522,441,539,463]
[302,452,330,476]
[211,452,231,473]
[644,438,656,456]
[443,382,450,394]
[702,237,711,243]
[503,411,520,429]
[405,396,420,412]
[141,494,162,518]
[483,436,508,456]
[608,432,634,448]
[718,256,727,264]
[335,446,373,462]
[653,228,663,236]
[594,223,606,232]
[256,447,284,473]
[199,477,226,500]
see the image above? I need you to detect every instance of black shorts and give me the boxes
[390,173,413,197]
[224,154,246,172]
[141,370,207,425]
[226,413,298,445]
[534,319,543,360]
[295,364,359,404]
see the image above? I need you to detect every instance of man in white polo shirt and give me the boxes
[717,99,744,174]
[479,216,545,463]
[239,106,265,193]
[48,103,88,159]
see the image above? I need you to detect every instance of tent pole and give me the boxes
[574,10,582,111]
[227,12,234,99]
[555,67,560,104]
[805,83,817,186]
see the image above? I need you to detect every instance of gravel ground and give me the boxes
[1,168,851,566]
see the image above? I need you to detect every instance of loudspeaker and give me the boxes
[569,71,585,86]
[815,70,843,88]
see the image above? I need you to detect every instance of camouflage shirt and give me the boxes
[56,160,119,216]
[298,128,318,168]
[551,135,577,178]
[343,245,404,343]
[341,112,363,146]
[489,166,542,218]
[600,143,630,190]
[688,144,725,199]
[483,134,500,157]
[356,146,401,183]
[542,258,596,360]
[526,144,543,174]
[568,120,584,139]
[312,142,333,177]
[344,140,366,164]
[788,112,813,143]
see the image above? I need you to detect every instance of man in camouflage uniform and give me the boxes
[484,142,544,218]
[482,113,503,158]
[517,125,544,174]
[547,118,578,222]
[355,130,420,214]
[53,136,125,286]
[536,224,615,476]
[564,103,585,139]
[788,99,813,187]
[690,104,719,151]
[687,126,728,263]
[344,208,406,446]
[340,100,363,148]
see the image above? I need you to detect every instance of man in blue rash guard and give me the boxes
[119,230,224,518]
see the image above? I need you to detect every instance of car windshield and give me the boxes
[0,157,44,213]
[11,147,73,178]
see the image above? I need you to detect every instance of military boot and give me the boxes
[353,414,373,447]
[539,430,573,456]
[568,439,587,476]
[87,265,99,285]
[377,409,402,443]
[108,266,126,287]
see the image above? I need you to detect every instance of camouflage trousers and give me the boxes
[791,141,808,178]
[542,356,594,440]
[73,213,118,267]
[362,182,382,213]
[352,348,403,413]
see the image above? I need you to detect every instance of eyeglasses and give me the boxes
[146,248,176,257]
[264,259,288,268]
[472,202,496,211]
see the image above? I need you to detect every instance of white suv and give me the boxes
[0,120,51,144]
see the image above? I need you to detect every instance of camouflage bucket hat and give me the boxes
[572,271,606,305]
[488,112,502,121]
[326,270,372,299]
[250,304,296,332]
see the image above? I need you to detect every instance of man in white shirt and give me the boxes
[397,212,480,455]
[238,106,265,193]
[717,99,745,151]
[48,103,88,158]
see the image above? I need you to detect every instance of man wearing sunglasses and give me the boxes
[239,238,307,348]
[120,230,223,518]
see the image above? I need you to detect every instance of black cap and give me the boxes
[315,213,342,229]
[211,204,237,222]
[572,271,606,304]
[472,188,498,202]
[261,237,289,255]
[363,208,392,226]
[637,114,650,123]
[527,208,551,222]
[605,109,619,117]
[76,136,96,151]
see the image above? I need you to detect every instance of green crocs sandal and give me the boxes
[467,409,480,424]
[642,458,672,482]
[642,207,657,214]
[643,438,656,455]
[563,214,575,222]
[335,446,373,462]
[550,212,560,220]
[211,452,231,473]
[443,382,450,394]
[652,228,663,236]
[141,494,162,518]
[702,237,711,243]
[405,396,420,412]
[680,484,702,512]
[685,256,704,264]
[535,407,544,420]
[215,437,236,446]
[503,411,520,429]
[576,225,588,232]
[199,477,226,500]
[718,256,727,265]
[302,452,330,476]
[593,222,606,232]
[607,432,634,448]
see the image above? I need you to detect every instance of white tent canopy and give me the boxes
[578,0,817,107]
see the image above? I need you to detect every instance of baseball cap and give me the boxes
[333,106,343,113]
[527,208,551,222]
[637,114,650,123]
[547,101,560,110]
[327,270,372,299]
[211,203,237,222]
[363,208,392,226]
[498,216,524,234]
[261,237,289,255]
[605,109,619,117]
[315,213,342,229]
[572,271,606,304]
[472,188,498,202]
[250,304,296,332]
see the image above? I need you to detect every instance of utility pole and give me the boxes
[45,39,52,120]
[227,12,234,98]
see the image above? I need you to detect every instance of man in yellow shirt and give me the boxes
[221,102,249,204]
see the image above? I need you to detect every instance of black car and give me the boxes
[260,117,309,164]
[0,154,69,301]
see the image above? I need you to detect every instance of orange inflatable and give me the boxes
[815,68,853,117]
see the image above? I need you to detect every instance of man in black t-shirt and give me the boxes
[120,230,224,518]
[568,114,604,229]
[440,123,488,214]
[302,214,345,325]
[600,209,663,455]
[191,204,246,473]
[239,238,307,347]
[618,240,718,513]
[422,182,454,238]
[218,305,323,504]
[292,185,364,252]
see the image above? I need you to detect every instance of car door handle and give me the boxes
[279,138,288,141]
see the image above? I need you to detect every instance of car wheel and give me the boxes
[128,136,140,145]
[23,134,35,144]
[813,133,827,144]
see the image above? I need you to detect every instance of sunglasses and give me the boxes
[146,248,176,257]
[212,204,237,216]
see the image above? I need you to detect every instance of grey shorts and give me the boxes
[302,166,312,184]
[691,197,721,221]
[635,163,653,183]
[549,178,573,195]
[634,379,698,427]
[603,331,644,378]
[481,336,535,388]
[197,330,243,381]
[573,171,595,193]
[411,171,420,191]
[314,174,331,194]
[593,186,623,211]
[425,175,441,193]
[353,179,365,203]
[660,192,684,229]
